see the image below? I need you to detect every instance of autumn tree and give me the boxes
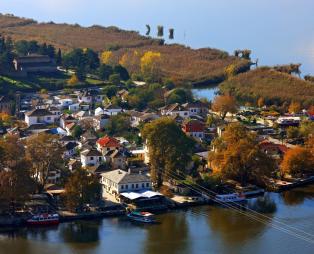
[308,105,314,116]
[142,118,195,187]
[67,74,80,86]
[288,101,301,114]
[257,97,265,108]
[140,51,162,82]
[212,95,238,120]
[101,50,114,65]
[209,123,275,185]
[64,169,101,211]
[25,133,64,190]
[280,146,314,176]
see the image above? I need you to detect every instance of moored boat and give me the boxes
[27,213,60,226]
[127,211,156,223]
[215,193,246,203]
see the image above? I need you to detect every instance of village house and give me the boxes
[81,130,98,144]
[60,114,77,129]
[13,54,57,77]
[78,90,104,104]
[129,110,159,127]
[104,104,123,116]
[97,136,121,153]
[68,103,80,112]
[160,103,190,118]
[0,96,13,115]
[25,108,58,126]
[104,149,127,169]
[182,119,205,139]
[93,114,110,131]
[63,142,79,159]
[100,169,152,197]
[80,148,103,168]
[182,101,209,116]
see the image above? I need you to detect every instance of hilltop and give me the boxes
[220,68,314,106]
[0,14,249,85]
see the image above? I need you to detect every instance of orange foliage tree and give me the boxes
[212,95,238,120]
[280,146,314,176]
[288,101,301,114]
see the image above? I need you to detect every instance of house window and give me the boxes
[99,157,102,162]
[142,183,145,188]
[132,184,134,189]
[146,183,149,187]
[136,184,138,188]
[47,117,51,120]
[90,157,94,160]
[121,185,124,190]
[125,185,128,189]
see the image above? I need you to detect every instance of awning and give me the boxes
[120,190,163,200]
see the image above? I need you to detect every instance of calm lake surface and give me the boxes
[1,0,314,75]
[1,186,314,254]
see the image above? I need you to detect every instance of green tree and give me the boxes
[109,73,121,86]
[113,64,130,81]
[142,118,195,186]
[98,64,113,80]
[72,125,83,138]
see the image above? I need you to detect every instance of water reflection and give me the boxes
[60,220,101,244]
[207,203,273,246]
[281,185,314,206]
[248,194,277,213]
[144,211,190,254]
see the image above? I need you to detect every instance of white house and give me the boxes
[68,103,80,112]
[59,98,74,108]
[25,108,58,126]
[100,169,152,197]
[95,107,105,116]
[160,103,189,118]
[93,114,110,131]
[78,90,104,104]
[80,148,103,168]
[182,101,208,116]
[104,104,123,116]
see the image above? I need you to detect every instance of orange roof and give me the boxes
[97,136,120,148]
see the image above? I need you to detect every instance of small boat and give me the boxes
[27,213,60,226]
[127,211,156,223]
[215,193,246,203]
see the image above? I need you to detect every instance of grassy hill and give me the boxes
[220,68,314,106]
[0,14,249,85]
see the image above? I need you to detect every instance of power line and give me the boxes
[159,169,314,244]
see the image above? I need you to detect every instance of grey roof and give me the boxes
[26,108,54,117]
[81,148,102,157]
[102,169,151,184]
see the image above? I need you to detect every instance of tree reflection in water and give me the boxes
[281,185,314,206]
[207,196,276,247]
[59,220,102,250]
[144,211,190,254]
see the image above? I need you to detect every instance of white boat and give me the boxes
[215,193,246,203]
[27,213,60,226]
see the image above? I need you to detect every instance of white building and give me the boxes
[25,108,58,126]
[80,149,103,168]
[101,169,152,197]
[160,103,189,118]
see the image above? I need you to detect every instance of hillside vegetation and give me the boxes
[0,14,249,84]
[220,68,314,106]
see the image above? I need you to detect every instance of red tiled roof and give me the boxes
[182,120,205,133]
[97,136,120,148]
[259,141,289,153]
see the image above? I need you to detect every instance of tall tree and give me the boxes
[280,146,314,177]
[142,118,194,186]
[212,95,238,120]
[209,123,275,185]
[140,51,162,82]
[64,169,101,211]
[25,133,63,190]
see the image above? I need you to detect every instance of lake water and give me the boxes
[1,0,314,75]
[1,186,314,254]
[192,87,218,102]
